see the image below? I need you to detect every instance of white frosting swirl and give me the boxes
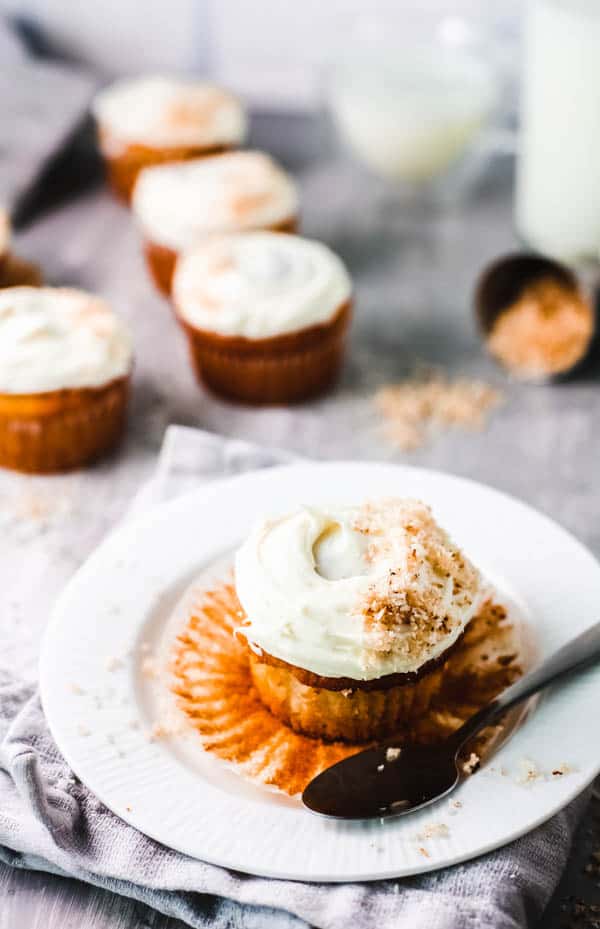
[173,232,351,339]
[235,500,483,681]
[0,208,10,258]
[132,151,299,251]
[92,75,247,152]
[0,287,133,394]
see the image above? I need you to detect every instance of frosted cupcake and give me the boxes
[0,208,10,275]
[172,232,352,404]
[235,499,483,741]
[0,287,132,473]
[133,151,299,295]
[92,75,247,202]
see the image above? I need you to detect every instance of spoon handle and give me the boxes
[451,619,600,751]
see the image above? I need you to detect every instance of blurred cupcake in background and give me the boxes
[0,287,132,473]
[0,209,43,289]
[92,75,247,202]
[172,231,352,405]
[133,151,299,296]
[0,208,11,275]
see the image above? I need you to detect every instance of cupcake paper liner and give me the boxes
[0,376,130,473]
[177,301,352,404]
[169,580,525,796]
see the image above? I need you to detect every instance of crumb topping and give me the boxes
[375,369,503,451]
[353,500,481,673]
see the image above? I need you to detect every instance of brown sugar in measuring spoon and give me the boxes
[475,253,595,381]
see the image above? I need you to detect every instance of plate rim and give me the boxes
[40,460,600,882]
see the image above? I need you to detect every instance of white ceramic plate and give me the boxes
[40,462,600,882]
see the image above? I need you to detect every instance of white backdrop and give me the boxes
[0,0,521,106]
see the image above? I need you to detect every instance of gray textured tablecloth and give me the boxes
[0,427,591,929]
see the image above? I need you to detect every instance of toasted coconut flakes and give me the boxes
[375,370,504,451]
[105,655,123,672]
[414,822,450,841]
[516,757,541,785]
[462,752,480,775]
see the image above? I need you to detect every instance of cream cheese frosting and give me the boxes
[173,232,351,339]
[0,208,10,258]
[235,499,483,680]
[92,75,247,152]
[132,151,299,251]
[0,287,133,394]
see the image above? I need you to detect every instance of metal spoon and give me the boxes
[302,620,600,820]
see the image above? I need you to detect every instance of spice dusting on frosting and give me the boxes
[486,278,594,379]
[353,500,481,674]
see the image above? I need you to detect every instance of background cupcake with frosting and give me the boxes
[92,75,248,202]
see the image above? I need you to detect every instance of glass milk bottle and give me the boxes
[516,0,600,261]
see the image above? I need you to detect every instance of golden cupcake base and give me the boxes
[170,580,524,796]
[98,130,233,203]
[176,300,352,405]
[0,375,130,473]
[143,217,299,297]
[249,653,444,742]
[0,252,43,289]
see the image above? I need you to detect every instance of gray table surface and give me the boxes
[1,111,599,928]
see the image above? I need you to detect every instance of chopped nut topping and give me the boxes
[375,369,503,451]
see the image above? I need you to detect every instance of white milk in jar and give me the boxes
[516,0,600,261]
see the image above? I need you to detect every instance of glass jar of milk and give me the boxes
[516,0,600,261]
[325,14,502,198]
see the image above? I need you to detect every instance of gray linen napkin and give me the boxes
[0,426,590,929]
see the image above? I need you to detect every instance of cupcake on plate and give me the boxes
[172,231,352,404]
[0,287,132,473]
[92,75,247,202]
[235,499,483,742]
[133,151,299,295]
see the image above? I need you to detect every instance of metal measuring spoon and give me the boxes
[474,252,596,379]
[302,620,600,820]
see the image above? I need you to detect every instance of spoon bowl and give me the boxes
[303,739,461,820]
